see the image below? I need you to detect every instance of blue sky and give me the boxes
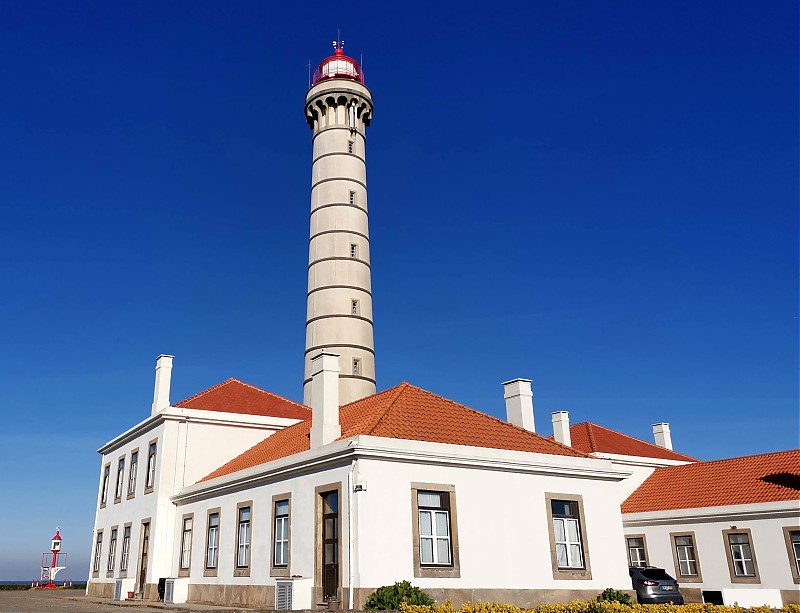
[0,1,796,580]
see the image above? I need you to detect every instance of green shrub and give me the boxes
[596,589,632,606]
[366,581,435,610]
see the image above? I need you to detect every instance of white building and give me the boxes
[86,41,799,609]
[621,450,800,607]
[88,359,636,607]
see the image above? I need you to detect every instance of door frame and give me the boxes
[136,518,152,594]
[314,483,343,603]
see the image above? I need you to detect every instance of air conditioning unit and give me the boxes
[276,581,293,610]
[113,579,123,601]
[164,578,175,604]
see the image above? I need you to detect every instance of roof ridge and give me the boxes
[231,378,310,410]
[396,382,587,457]
[585,422,599,452]
[174,377,309,411]
[654,448,799,470]
[574,421,697,461]
[365,382,410,435]
[174,377,238,406]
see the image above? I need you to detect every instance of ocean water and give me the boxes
[0,580,86,585]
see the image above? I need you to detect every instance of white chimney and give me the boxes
[502,378,535,432]
[653,422,673,450]
[151,354,174,415]
[552,411,571,446]
[310,352,341,448]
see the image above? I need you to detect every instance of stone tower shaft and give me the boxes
[303,52,375,406]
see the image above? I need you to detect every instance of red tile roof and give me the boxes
[566,422,697,462]
[200,382,586,482]
[622,449,800,513]
[174,378,310,420]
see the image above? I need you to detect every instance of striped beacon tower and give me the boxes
[303,40,375,405]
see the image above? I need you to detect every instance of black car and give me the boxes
[629,566,684,604]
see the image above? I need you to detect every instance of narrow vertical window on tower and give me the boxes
[353,358,361,376]
[351,299,360,315]
[347,140,354,154]
[349,190,356,205]
[350,243,358,258]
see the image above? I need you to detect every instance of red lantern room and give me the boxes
[312,40,364,85]
[51,530,62,553]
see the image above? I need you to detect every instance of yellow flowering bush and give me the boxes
[400,601,797,613]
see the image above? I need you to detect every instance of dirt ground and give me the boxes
[0,590,262,613]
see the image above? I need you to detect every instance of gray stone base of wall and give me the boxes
[86,582,157,601]
[781,589,800,605]
[188,586,631,609]
[86,582,114,599]
[189,584,275,608]
[680,588,702,604]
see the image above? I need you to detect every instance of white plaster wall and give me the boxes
[624,502,799,596]
[173,465,353,590]
[89,410,304,590]
[88,422,166,588]
[353,454,632,591]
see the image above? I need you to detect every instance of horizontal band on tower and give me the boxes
[307,285,372,298]
[306,313,373,326]
[308,256,370,270]
[311,126,367,143]
[311,177,367,191]
[313,151,366,165]
[305,343,375,356]
[303,373,377,386]
[310,203,368,218]
[310,229,370,242]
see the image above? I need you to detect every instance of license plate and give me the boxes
[661,586,674,591]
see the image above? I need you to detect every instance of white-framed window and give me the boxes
[351,299,359,315]
[93,531,103,573]
[551,499,584,569]
[120,526,131,572]
[352,358,361,376]
[274,500,289,567]
[675,535,698,576]
[114,458,125,500]
[128,450,138,495]
[100,464,110,505]
[180,517,193,570]
[107,528,117,572]
[350,243,358,258]
[627,536,647,566]
[206,512,219,569]
[145,441,157,489]
[728,533,755,577]
[237,506,251,568]
[349,190,356,205]
[791,530,800,575]
[417,491,452,566]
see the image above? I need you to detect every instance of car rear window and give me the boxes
[642,569,675,581]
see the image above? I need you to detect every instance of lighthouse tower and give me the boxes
[304,41,375,405]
